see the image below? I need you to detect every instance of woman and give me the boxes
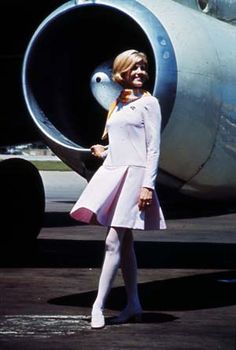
[70,49,166,329]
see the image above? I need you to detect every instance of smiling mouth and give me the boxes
[134,76,143,80]
[134,78,144,84]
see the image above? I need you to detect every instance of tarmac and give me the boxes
[0,171,236,349]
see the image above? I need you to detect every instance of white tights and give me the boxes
[92,227,141,313]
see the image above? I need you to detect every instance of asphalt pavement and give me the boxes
[0,171,235,350]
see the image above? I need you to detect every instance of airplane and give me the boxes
[1,0,236,243]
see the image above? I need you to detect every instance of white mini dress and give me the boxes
[70,95,166,230]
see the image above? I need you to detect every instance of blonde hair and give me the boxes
[112,49,148,86]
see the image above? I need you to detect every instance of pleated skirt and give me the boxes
[70,165,166,230]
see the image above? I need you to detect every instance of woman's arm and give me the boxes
[138,97,161,210]
[142,96,162,190]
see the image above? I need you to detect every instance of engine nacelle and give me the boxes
[22,0,236,199]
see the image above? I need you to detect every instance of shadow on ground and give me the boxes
[48,270,236,312]
[1,239,236,269]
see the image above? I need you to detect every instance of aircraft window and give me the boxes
[197,0,209,12]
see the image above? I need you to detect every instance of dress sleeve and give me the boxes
[142,97,162,189]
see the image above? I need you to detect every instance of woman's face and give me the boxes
[123,59,148,89]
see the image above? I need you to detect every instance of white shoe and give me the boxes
[91,309,105,329]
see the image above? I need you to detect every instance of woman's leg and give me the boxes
[118,229,142,319]
[92,226,126,313]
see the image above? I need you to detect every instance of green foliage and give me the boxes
[30,161,72,171]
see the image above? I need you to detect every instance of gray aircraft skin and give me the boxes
[1,0,236,239]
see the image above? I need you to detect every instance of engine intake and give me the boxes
[22,0,177,176]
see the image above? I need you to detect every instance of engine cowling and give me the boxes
[22,0,236,199]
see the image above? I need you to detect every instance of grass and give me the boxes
[0,156,73,171]
[31,160,72,171]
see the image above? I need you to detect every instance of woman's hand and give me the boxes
[90,144,106,158]
[138,187,153,210]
